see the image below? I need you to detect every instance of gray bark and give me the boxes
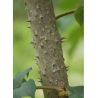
[24,0,68,98]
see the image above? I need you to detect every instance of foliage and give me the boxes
[13,68,36,98]
[13,67,32,88]
[74,4,84,26]
[13,68,84,98]
[68,86,84,98]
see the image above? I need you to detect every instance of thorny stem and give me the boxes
[56,9,76,20]
[36,86,62,92]
[24,0,69,97]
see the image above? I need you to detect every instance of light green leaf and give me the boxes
[68,86,84,98]
[74,4,84,26]
[13,67,32,88]
[13,79,36,98]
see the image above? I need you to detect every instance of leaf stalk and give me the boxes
[56,9,76,20]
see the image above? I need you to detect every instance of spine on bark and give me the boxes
[24,0,68,98]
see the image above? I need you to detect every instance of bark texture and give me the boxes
[24,0,68,98]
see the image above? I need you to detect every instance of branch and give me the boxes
[56,9,76,20]
[36,86,62,92]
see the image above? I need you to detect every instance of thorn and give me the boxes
[61,41,65,43]
[27,26,30,28]
[66,66,70,68]
[36,63,38,65]
[37,4,40,9]
[34,31,38,36]
[55,40,59,43]
[26,20,31,22]
[44,51,47,54]
[45,37,48,41]
[40,43,44,47]
[42,28,45,32]
[43,71,46,76]
[29,42,34,44]
[47,11,49,15]
[45,25,48,29]
[56,79,58,82]
[61,66,64,69]
[66,69,69,71]
[52,63,55,66]
[34,33,37,36]
[47,29,51,33]
[43,74,46,76]
[63,58,65,61]
[34,13,38,17]
[39,14,43,19]
[36,56,39,58]
[55,58,59,61]
[38,78,41,80]
[40,37,44,40]
[38,81,41,82]
[39,21,41,24]
[57,68,60,71]
[50,19,51,22]
[29,42,35,45]
[53,69,56,73]
[50,79,52,83]
[60,37,66,40]
[32,58,37,60]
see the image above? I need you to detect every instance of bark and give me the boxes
[24,0,68,98]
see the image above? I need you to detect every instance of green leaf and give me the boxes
[74,4,84,26]
[27,72,29,78]
[13,67,32,88]
[68,86,84,98]
[13,79,36,98]
[23,78,27,82]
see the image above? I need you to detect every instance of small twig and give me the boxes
[36,86,62,92]
[56,9,76,20]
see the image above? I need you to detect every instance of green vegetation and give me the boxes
[13,68,83,98]
[74,4,84,26]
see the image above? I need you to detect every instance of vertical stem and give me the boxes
[24,0,68,98]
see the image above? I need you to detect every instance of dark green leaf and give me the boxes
[23,78,27,82]
[13,79,36,98]
[13,67,32,88]
[68,86,84,98]
[74,4,84,26]
[27,72,29,78]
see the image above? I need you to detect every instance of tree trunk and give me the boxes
[24,0,68,98]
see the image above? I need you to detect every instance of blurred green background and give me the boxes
[13,0,84,98]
